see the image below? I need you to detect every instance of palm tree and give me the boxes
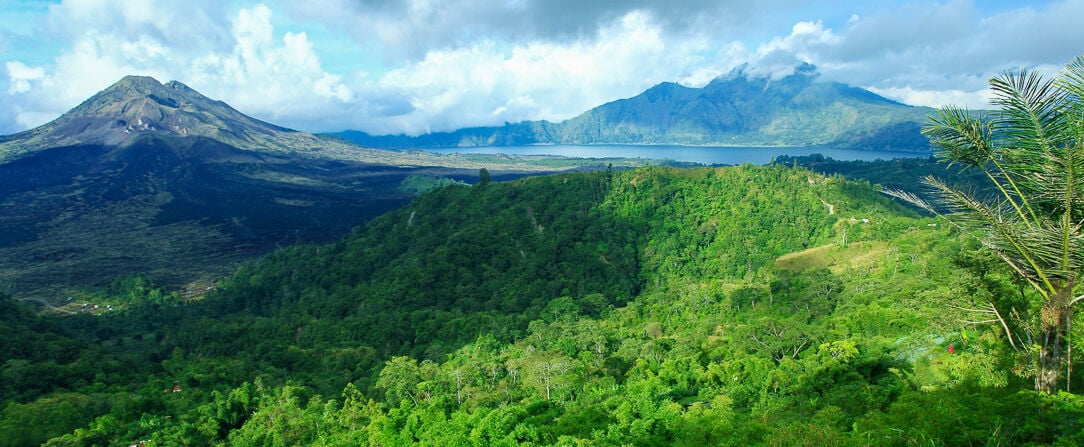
[886,56,1084,393]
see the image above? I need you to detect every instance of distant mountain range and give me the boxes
[0,76,474,165]
[330,63,934,151]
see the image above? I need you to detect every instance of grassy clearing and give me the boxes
[774,240,888,273]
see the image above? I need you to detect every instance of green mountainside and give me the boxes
[332,64,933,151]
[4,164,1079,446]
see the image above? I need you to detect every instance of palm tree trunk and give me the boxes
[1037,289,1073,394]
[1037,331,1063,394]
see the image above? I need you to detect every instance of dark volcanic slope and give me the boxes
[0,133,481,300]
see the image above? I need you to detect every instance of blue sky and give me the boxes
[0,0,1080,136]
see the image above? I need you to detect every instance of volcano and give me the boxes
[0,76,484,300]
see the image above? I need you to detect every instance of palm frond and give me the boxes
[881,187,938,215]
[1014,219,1084,281]
[921,106,993,168]
[922,176,1057,296]
[1058,58,1084,157]
[1020,222,1070,272]
[1031,144,1084,213]
[990,68,1069,154]
[920,104,1040,224]
[1056,56,1084,107]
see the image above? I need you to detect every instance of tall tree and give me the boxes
[887,57,1084,393]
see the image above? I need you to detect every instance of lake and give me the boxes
[430,144,930,165]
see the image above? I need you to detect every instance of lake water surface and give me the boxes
[431,145,930,165]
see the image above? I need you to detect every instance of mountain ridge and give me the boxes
[1,76,625,171]
[332,64,934,151]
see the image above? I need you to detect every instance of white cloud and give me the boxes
[284,0,781,62]
[867,86,991,110]
[345,0,1084,132]
[0,1,355,133]
[355,10,713,135]
[745,20,840,79]
[1,30,169,130]
[726,0,1084,110]
[1,0,1081,136]
[45,0,231,52]
[5,61,44,94]
[183,4,355,128]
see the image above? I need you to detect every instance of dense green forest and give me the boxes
[4,161,1084,446]
[773,154,991,198]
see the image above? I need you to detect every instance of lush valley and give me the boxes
[3,162,1081,446]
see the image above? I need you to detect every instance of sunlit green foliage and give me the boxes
[3,161,1082,445]
[398,174,467,194]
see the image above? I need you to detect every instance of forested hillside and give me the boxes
[3,164,1082,446]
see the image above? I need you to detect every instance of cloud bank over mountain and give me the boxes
[1,0,1081,136]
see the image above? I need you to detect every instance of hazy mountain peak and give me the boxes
[793,61,818,76]
[715,61,820,86]
[640,81,693,101]
[0,75,365,162]
[112,74,165,91]
[164,79,198,94]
